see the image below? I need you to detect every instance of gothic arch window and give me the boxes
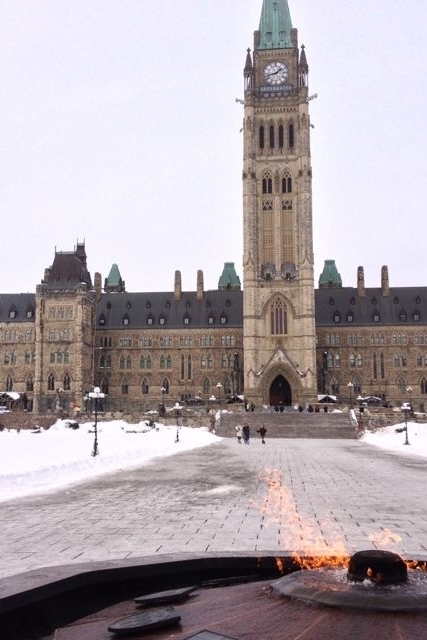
[126,355,132,369]
[63,373,71,391]
[203,378,211,395]
[417,353,422,367]
[394,353,400,367]
[188,355,192,379]
[166,354,172,369]
[6,374,13,392]
[161,378,170,394]
[207,354,213,369]
[120,356,125,369]
[106,354,111,368]
[353,377,362,394]
[282,199,292,210]
[141,377,149,395]
[373,353,378,379]
[222,354,228,368]
[278,124,284,148]
[100,378,109,395]
[64,350,69,364]
[327,353,333,369]
[380,352,385,379]
[421,377,427,395]
[181,354,185,380]
[350,353,356,367]
[26,374,34,392]
[146,355,151,369]
[270,298,288,335]
[397,377,407,395]
[262,172,273,194]
[262,200,273,211]
[356,354,363,367]
[48,373,55,391]
[402,353,407,367]
[259,125,265,149]
[281,172,292,193]
[140,355,145,369]
[288,123,294,148]
[269,124,275,148]
[331,376,339,395]
[160,355,165,369]
[121,377,128,395]
[334,354,341,368]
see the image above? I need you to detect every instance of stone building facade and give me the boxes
[1,0,426,415]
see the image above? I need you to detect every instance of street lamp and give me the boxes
[88,386,105,457]
[407,386,413,409]
[216,382,222,404]
[403,405,410,446]
[347,381,354,407]
[160,386,166,417]
[174,402,181,443]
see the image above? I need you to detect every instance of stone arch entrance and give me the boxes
[269,375,292,406]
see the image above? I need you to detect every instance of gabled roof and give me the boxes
[315,287,427,327]
[0,293,36,323]
[96,290,243,331]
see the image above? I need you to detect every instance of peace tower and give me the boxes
[242,0,317,407]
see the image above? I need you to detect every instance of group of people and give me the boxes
[235,423,267,445]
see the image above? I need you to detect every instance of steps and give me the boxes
[216,410,356,439]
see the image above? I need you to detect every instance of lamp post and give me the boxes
[88,386,105,457]
[347,381,354,407]
[216,382,222,404]
[174,403,181,443]
[404,386,413,446]
[160,386,166,417]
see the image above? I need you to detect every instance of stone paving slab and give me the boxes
[0,438,427,580]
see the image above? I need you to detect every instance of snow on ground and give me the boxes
[361,420,427,457]
[0,416,426,504]
[0,420,220,503]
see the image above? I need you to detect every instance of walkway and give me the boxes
[0,437,426,580]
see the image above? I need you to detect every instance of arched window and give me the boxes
[166,355,172,369]
[48,373,55,391]
[288,123,294,148]
[188,355,192,380]
[140,355,145,369]
[221,354,228,369]
[126,355,132,369]
[106,354,112,368]
[203,378,211,395]
[63,373,71,391]
[160,355,165,369]
[380,352,385,379]
[282,172,292,193]
[64,350,69,364]
[397,377,407,394]
[26,374,34,392]
[141,378,149,395]
[120,356,125,369]
[356,354,363,367]
[421,378,427,395]
[100,377,109,395]
[121,377,129,395]
[146,355,151,369]
[259,125,265,149]
[278,124,284,148]
[334,354,340,368]
[207,354,213,369]
[269,124,275,148]
[373,353,377,379]
[270,298,288,335]
[262,172,273,194]
[331,376,339,395]
[181,354,185,380]
[99,354,105,368]
[161,378,170,394]
[6,375,13,392]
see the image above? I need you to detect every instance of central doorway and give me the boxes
[269,375,292,406]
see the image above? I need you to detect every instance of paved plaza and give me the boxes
[1,437,427,580]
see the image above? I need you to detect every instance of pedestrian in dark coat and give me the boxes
[257,425,267,444]
[242,423,250,445]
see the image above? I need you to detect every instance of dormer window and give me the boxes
[123,314,130,326]
[399,310,407,322]
[346,312,354,323]
[146,301,151,309]
[99,314,106,326]
[183,314,190,325]
[333,312,341,324]
[220,314,227,325]
[9,308,16,319]
[159,315,166,326]
[208,315,215,325]
[373,311,380,323]
[147,315,154,326]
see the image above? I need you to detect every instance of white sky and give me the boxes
[1,1,426,294]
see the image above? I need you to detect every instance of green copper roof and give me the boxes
[258,0,293,50]
[319,260,342,288]
[218,263,241,290]
[106,264,122,287]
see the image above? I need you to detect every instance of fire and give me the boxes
[255,468,407,571]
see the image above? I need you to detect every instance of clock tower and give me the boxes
[242,0,317,407]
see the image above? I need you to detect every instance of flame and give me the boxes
[254,468,407,571]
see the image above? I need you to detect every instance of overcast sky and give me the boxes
[1,1,426,294]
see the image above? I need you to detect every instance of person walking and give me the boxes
[257,424,267,444]
[235,424,243,444]
[242,423,250,445]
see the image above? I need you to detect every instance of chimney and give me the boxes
[357,266,365,297]
[94,272,102,294]
[174,270,182,301]
[197,270,204,300]
[381,265,390,297]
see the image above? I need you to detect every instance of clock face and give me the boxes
[264,61,288,85]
